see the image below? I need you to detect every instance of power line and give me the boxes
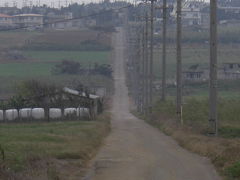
[0,4,132,32]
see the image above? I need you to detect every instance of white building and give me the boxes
[182,7,202,26]
[0,13,13,29]
[13,14,44,29]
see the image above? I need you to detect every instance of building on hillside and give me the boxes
[13,14,44,29]
[0,14,14,29]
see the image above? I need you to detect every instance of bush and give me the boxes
[22,40,112,51]
[52,60,82,75]
[227,161,240,178]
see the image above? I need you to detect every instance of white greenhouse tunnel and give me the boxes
[19,108,32,119]
[49,108,62,119]
[0,110,3,121]
[64,108,77,116]
[6,109,18,121]
[0,107,90,122]
[32,108,45,119]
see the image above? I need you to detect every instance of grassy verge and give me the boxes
[138,98,240,180]
[0,113,111,180]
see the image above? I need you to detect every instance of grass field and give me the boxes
[23,50,111,65]
[0,50,112,98]
[0,113,110,179]
[0,51,111,77]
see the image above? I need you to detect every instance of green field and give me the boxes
[0,50,112,97]
[0,114,110,179]
[24,50,111,65]
[0,51,110,77]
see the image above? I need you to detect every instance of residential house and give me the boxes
[220,63,240,79]
[0,14,13,29]
[13,14,44,29]
[182,7,202,26]
[183,71,205,82]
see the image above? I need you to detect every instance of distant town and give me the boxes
[0,0,239,30]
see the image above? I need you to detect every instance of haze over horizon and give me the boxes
[1,0,211,8]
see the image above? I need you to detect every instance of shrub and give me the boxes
[52,60,82,75]
[227,161,240,178]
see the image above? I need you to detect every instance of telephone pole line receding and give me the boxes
[209,0,218,136]
[161,0,167,101]
[176,0,183,124]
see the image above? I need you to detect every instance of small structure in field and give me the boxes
[183,71,205,81]
[220,63,240,79]
[183,64,207,82]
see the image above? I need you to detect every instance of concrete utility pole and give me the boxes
[149,0,155,114]
[176,0,183,124]
[141,25,146,113]
[209,0,218,136]
[145,13,149,116]
[161,0,167,101]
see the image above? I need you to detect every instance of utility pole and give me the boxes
[141,21,146,114]
[209,0,218,136]
[161,0,167,101]
[176,0,183,124]
[145,13,149,116]
[149,0,155,114]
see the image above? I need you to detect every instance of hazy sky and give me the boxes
[0,0,122,8]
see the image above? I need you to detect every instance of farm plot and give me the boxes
[0,113,110,180]
[0,30,113,98]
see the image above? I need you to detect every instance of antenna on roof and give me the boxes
[22,0,27,7]
[29,1,33,8]
[13,1,17,7]
[4,2,9,7]
[58,0,61,8]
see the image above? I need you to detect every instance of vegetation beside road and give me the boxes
[0,113,111,180]
[140,98,240,180]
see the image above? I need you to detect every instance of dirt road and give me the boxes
[83,28,221,180]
